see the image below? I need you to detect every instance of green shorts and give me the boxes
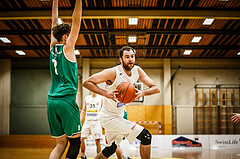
[47,98,81,137]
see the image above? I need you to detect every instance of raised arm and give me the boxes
[82,68,117,101]
[64,0,82,61]
[136,66,160,99]
[50,0,58,49]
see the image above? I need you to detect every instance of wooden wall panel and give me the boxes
[0,59,11,135]
[126,105,172,134]
[0,135,55,148]
[126,105,146,121]
[145,105,164,122]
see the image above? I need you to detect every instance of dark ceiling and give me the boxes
[0,0,240,59]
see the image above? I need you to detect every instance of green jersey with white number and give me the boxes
[48,44,78,100]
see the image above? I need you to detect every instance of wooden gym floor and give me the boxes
[0,148,240,159]
[0,135,240,159]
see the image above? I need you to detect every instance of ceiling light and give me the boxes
[183,50,192,55]
[128,18,138,25]
[203,18,214,25]
[74,50,80,55]
[128,36,137,43]
[58,18,63,24]
[15,50,26,55]
[40,0,50,1]
[0,37,11,43]
[191,37,202,43]
[219,0,228,1]
[237,52,240,56]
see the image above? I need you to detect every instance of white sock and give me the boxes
[122,153,128,159]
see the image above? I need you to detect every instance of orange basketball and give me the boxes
[116,82,136,104]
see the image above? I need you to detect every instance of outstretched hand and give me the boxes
[231,113,240,123]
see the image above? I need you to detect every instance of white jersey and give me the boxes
[101,65,139,118]
[85,95,102,121]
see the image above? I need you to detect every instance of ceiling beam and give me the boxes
[1,45,240,50]
[0,9,239,20]
[0,29,239,35]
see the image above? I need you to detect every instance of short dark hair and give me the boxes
[52,23,71,42]
[119,46,135,59]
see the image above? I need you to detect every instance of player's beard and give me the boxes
[122,60,134,71]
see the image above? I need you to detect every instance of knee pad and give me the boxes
[66,137,81,159]
[136,128,152,145]
[102,142,117,158]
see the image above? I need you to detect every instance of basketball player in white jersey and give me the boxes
[82,46,160,159]
[79,92,103,159]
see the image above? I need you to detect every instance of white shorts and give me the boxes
[81,120,102,140]
[100,116,144,146]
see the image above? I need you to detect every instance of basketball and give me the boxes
[116,82,136,104]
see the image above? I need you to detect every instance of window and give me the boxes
[195,85,240,134]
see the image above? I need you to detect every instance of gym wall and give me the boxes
[0,58,239,135]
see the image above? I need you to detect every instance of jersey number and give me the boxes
[90,104,95,108]
[52,59,59,75]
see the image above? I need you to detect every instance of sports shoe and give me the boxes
[127,157,132,159]
[81,156,87,159]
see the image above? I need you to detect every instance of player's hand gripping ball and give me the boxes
[116,82,136,104]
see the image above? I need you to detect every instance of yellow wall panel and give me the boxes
[126,105,146,121]
[145,105,164,122]
[164,105,172,125]
[126,105,172,134]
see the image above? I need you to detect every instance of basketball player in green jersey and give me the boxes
[47,0,82,158]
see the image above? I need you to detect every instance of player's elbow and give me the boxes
[82,80,88,88]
